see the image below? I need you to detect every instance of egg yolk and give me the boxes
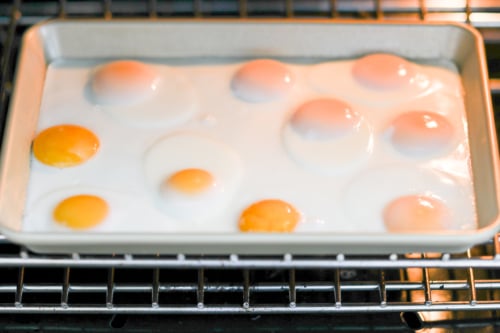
[32,125,100,167]
[389,111,454,156]
[352,53,417,90]
[53,194,109,230]
[239,199,300,232]
[91,60,159,105]
[383,195,452,232]
[231,59,294,103]
[290,98,361,140]
[166,168,215,195]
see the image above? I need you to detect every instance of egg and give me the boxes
[91,61,198,128]
[91,60,160,105]
[24,186,173,232]
[239,199,301,232]
[32,124,99,168]
[386,111,455,157]
[143,133,242,222]
[282,98,373,174]
[343,166,476,232]
[307,54,431,108]
[53,194,109,230]
[351,53,418,90]
[231,59,294,103]
[383,195,453,232]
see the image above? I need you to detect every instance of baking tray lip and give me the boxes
[1,19,499,254]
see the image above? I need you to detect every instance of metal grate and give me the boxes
[2,0,500,325]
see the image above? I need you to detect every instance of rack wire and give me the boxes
[2,1,500,324]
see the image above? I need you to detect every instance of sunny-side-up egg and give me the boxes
[282,98,373,174]
[24,187,172,232]
[231,59,295,103]
[89,60,198,128]
[385,111,456,158]
[143,133,242,224]
[32,124,99,168]
[307,53,431,108]
[343,165,476,233]
[238,199,301,233]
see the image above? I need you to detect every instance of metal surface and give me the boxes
[1,1,500,327]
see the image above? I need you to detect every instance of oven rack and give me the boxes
[2,0,500,321]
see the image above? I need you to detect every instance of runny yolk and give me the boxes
[239,199,300,232]
[166,168,215,195]
[32,125,100,168]
[53,194,109,230]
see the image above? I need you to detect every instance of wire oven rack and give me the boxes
[2,0,500,327]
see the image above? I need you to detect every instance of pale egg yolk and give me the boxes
[383,195,452,232]
[290,98,361,140]
[91,60,159,105]
[239,199,300,232]
[389,111,454,156]
[53,194,109,230]
[231,59,294,103]
[352,53,417,90]
[32,125,99,167]
[165,168,215,195]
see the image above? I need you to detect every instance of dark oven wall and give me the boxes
[2,1,500,332]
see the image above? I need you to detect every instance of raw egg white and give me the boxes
[231,59,294,103]
[386,111,455,158]
[238,199,301,232]
[143,133,242,223]
[282,98,373,174]
[343,166,476,232]
[32,124,100,168]
[90,61,198,128]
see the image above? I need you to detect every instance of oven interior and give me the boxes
[2,1,500,332]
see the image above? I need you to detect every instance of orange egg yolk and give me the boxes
[32,125,100,168]
[383,195,451,232]
[239,199,300,232]
[53,194,109,230]
[166,168,215,195]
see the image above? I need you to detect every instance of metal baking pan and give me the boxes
[0,19,498,254]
